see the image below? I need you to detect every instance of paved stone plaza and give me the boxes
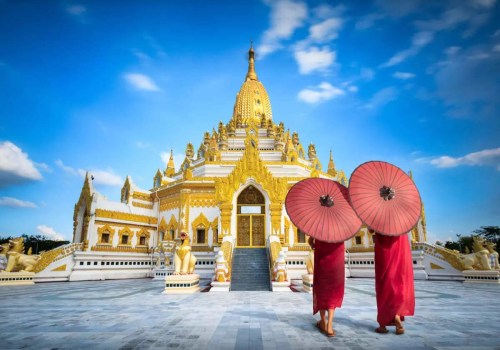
[1,278,499,350]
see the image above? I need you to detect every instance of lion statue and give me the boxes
[2,237,41,273]
[458,236,491,270]
[173,232,197,275]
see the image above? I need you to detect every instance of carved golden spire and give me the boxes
[246,42,258,81]
[165,149,175,177]
[327,150,337,176]
[231,43,272,125]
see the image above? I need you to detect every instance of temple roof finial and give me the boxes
[246,42,258,81]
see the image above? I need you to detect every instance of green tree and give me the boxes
[444,241,460,251]
[0,235,69,254]
[474,226,500,254]
[474,226,500,242]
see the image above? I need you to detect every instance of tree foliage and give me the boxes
[443,226,500,254]
[0,234,69,254]
[473,226,500,243]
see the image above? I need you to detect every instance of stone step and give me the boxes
[230,248,270,291]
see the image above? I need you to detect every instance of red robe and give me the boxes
[313,240,345,314]
[374,233,415,326]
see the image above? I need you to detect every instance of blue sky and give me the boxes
[0,0,498,243]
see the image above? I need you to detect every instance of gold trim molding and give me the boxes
[95,209,158,225]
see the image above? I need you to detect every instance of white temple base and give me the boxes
[302,273,313,293]
[210,281,230,292]
[0,271,35,286]
[463,270,500,284]
[163,274,200,294]
[271,280,291,292]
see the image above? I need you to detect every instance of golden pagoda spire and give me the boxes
[246,41,258,81]
[165,149,175,177]
[327,150,337,176]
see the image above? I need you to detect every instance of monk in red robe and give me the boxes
[373,231,415,335]
[309,236,345,337]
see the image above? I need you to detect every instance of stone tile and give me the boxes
[0,279,500,349]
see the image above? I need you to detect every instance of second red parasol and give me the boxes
[349,161,422,236]
[285,178,362,243]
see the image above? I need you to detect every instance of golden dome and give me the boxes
[231,44,273,126]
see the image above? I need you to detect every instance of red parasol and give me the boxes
[349,161,422,236]
[285,178,362,243]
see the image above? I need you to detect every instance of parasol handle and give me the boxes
[379,186,396,201]
[319,194,334,207]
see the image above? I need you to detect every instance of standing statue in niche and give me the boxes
[173,232,197,275]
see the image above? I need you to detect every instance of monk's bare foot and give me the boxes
[326,321,336,337]
[326,328,336,337]
[375,326,389,334]
[315,320,326,334]
[394,315,405,335]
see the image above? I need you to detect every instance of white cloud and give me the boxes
[123,73,160,91]
[355,13,385,30]
[86,169,123,186]
[365,87,398,109]
[393,71,416,80]
[0,197,37,208]
[428,148,500,170]
[55,160,123,186]
[375,0,423,18]
[312,4,345,19]
[493,44,500,52]
[36,225,66,241]
[294,46,336,74]
[257,0,308,57]
[0,141,42,187]
[360,68,375,81]
[309,18,343,43]
[435,45,499,118]
[445,46,461,56]
[382,2,496,67]
[298,82,344,104]
[382,31,434,67]
[348,85,359,93]
[467,52,490,60]
[471,0,496,8]
[66,5,86,16]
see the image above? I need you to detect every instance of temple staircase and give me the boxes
[230,248,271,291]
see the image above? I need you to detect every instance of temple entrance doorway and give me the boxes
[236,185,266,247]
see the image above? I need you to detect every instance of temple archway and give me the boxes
[236,185,266,247]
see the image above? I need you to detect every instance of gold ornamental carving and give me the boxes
[32,243,84,273]
[97,224,115,244]
[191,212,210,244]
[132,201,154,209]
[73,174,93,242]
[95,209,158,225]
[132,192,151,201]
[158,217,168,232]
[214,130,288,206]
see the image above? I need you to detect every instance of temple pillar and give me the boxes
[179,189,191,236]
[270,203,283,243]
[220,202,233,240]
